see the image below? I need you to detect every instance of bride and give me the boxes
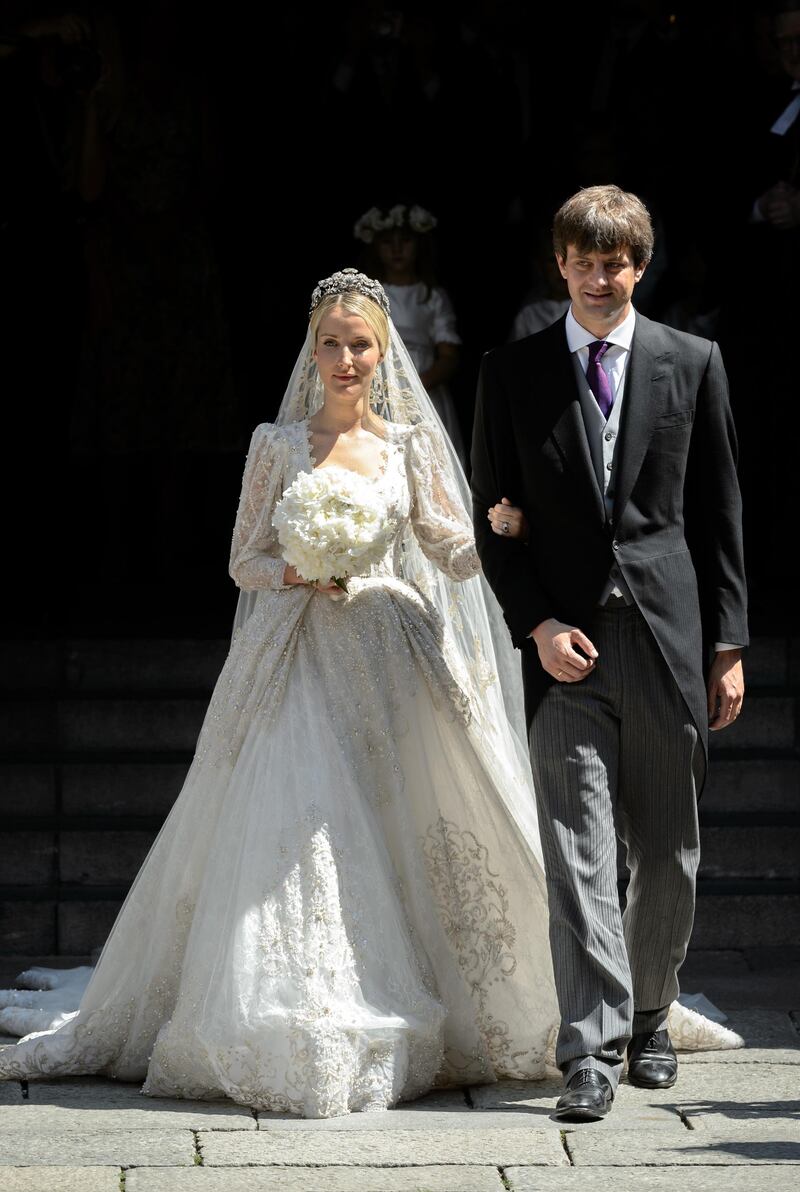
[0,269,562,1117]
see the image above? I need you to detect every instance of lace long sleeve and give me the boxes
[229,424,290,591]
[405,424,480,582]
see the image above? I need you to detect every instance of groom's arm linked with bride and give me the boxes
[471,185,748,1123]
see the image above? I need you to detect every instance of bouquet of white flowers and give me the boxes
[273,466,393,592]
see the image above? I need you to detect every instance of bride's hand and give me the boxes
[282,564,341,595]
[314,579,342,595]
[488,498,528,541]
[282,564,307,586]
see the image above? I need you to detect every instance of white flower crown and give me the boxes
[353,204,438,244]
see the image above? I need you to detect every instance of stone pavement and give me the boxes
[0,951,798,1192]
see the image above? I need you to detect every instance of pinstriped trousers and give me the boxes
[528,603,703,1088]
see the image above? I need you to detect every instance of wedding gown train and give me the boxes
[0,973,744,1059]
[0,420,560,1115]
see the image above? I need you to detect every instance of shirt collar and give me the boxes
[565,304,637,354]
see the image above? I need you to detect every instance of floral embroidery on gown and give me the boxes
[0,419,560,1117]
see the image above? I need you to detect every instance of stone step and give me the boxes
[740,636,800,686]
[8,636,796,691]
[703,757,799,815]
[2,755,797,830]
[5,819,795,897]
[61,761,190,817]
[61,639,228,693]
[0,830,155,888]
[0,761,191,819]
[0,897,123,956]
[707,694,796,751]
[3,884,798,959]
[0,763,57,815]
[2,691,794,758]
[698,825,800,879]
[0,640,228,693]
[3,637,794,693]
[2,640,797,703]
[0,899,57,955]
[1,698,207,753]
[0,832,57,886]
[690,888,800,949]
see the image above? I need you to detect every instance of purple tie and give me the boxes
[586,340,614,419]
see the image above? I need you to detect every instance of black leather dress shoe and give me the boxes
[627,1029,678,1088]
[554,1069,614,1121]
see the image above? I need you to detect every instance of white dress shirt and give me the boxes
[565,304,636,400]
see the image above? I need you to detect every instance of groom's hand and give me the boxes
[488,497,529,540]
[707,648,744,730]
[531,618,598,683]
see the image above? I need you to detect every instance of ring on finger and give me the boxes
[502,522,510,534]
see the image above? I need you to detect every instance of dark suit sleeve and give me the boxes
[471,351,554,646]
[685,342,749,648]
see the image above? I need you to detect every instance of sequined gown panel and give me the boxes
[0,421,557,1116]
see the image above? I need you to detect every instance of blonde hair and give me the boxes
[309,292,389,357]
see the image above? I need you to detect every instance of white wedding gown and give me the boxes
[0,420,562,1116]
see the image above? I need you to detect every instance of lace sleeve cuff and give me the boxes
[231,554,289,591]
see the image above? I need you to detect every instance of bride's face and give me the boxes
[314,310,383,403]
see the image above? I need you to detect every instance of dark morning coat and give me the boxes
[470,312,749,759]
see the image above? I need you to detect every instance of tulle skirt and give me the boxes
[0,578,558,1116]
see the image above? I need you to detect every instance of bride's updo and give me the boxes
[309,291,390,358]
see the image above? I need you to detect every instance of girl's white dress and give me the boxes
[0,420,559,1116]
[383,283,466,464]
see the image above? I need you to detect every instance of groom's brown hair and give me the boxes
[553,185,654,268]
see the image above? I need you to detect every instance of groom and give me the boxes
[471,186,747,1120]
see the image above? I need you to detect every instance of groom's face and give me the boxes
[556,244,646,332]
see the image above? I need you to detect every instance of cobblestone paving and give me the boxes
[0,996,797,1191]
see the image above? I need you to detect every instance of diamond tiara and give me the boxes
[309,268,391,318]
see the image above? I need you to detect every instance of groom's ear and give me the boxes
[555,253,568,279]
